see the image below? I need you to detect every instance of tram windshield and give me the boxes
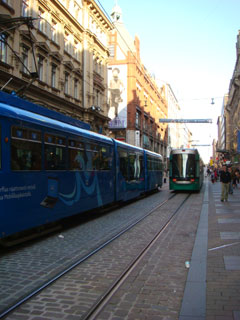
[172,153,196,178]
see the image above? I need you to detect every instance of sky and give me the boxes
[96,0,240,163]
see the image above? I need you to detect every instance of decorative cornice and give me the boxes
[50,52,63,62]
[63,60,75,70]
[36,42,51,54]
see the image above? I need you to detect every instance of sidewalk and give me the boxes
[179,179,240,319]
[207,179,240,320]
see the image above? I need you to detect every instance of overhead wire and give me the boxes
[2,1,221,111]
[96,0,226,108]
[95,1,223,109]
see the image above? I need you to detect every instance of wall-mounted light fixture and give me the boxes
[89,105,101,112]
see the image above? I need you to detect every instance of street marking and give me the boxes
[208,242,240,251]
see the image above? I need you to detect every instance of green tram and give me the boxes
[169,148,204,191]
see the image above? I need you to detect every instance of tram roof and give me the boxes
[144,149,163,159]
[115,139,144,152]
[115,140,163,159]
[0,91,90,130]
[0,102,113,145]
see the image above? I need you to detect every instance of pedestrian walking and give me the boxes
[211,171,215,183]
[228,166,234,194]
[233,169,240,189]
[220,165,231,202]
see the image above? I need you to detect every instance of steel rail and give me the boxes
[0,193,176,319]
[82,193,191,320]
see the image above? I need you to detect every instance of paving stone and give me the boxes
[233,311,240,320]
[2,181,240,319]
[220,232,240,240]
[218,219,240,223]
[224,256,240,270]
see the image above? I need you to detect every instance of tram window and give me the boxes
[172,154,195,178]
[139,154,144,177]
[147,156,153,171]
[153,159,156,170]
[118,148,128,180]
[69,149,85,170]
[152,158,156,170]
[69,139,85,170]
[84,143,93,171]
[0,126,1,170]
[172,156,180,177]
[129,152,142,180]
[44,133,66,170]
[148,159,151,170]
[128,153,136,181]
[159,159,163,170]
[147,156,161,171]
[11,126,42,171]
[186,155,195,177]
[160,159,163,170]
[99,146,111,170]
[91,144,99,170]
[45,133,66,146]
[153,158,161,171]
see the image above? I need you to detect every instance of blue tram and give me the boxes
[0,92,163,239]
[169,148,203,191]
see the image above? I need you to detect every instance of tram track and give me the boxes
[1,192,192,320]
[82,193,191,320]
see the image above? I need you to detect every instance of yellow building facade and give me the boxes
[224,30,240,166]
[0,0,113,134]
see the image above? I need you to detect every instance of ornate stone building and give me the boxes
[107,3,168,163]
[0,0,113,134]
[225,30,240,165]
[215,95,228,166]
